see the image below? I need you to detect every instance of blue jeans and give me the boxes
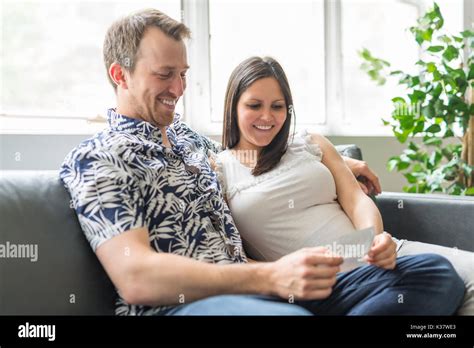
[165,254,464,315]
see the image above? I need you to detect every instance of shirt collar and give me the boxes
[107,108,180,144]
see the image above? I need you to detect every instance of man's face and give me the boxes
[124,27,189,128]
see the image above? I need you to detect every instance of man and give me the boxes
[60,9,463,315]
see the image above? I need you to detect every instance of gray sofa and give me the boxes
[1,145,473,315]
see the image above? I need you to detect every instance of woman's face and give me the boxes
[236,77,287,152]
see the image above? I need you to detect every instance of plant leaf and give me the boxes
[425,124,441,133]
[423,135,442,146]
[427,45,444,52]
[404,173,417,183]
[461,30,474,38]
[392,97,406,104]
[387,157,399,172]
[442,45,459,61]
[398,161,411,170]
[467,63,474,80]
[413,121,425,134]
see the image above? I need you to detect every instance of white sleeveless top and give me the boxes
[215,130,357,261]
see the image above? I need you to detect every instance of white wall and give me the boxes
[0,134,431,193]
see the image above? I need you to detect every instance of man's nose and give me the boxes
[169,74,185,97]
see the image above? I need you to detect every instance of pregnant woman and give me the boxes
[214,56,473,315]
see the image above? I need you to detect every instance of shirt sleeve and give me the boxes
[179,120,223,154]
[201,135,223,155]
[60,148,146,252]
[213,155,227,200]
[298,129,323,161]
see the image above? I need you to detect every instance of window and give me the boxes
[340,0,465,135]
[187,0,326,135]
[0,0,468,135]
[0,0,182,134]
[341,0,419,135]
[191,0,466,136]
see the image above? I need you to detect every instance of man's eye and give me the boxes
[157,72,172,79]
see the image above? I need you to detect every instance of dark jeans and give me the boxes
[165,254,464,315]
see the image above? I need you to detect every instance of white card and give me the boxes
[332,226,375,273]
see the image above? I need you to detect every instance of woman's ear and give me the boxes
[108,63,129,90]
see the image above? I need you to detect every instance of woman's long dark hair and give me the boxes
[222,56,295,176]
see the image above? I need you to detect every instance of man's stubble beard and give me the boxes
[129,92,174,128]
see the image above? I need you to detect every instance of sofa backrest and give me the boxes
[0,171,115,315]
[376,192,474,252]
[0,145,362,315]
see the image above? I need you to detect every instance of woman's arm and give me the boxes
[309,133,383,234]
[308,133,396,269]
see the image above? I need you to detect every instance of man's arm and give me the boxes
[96,227,342,306]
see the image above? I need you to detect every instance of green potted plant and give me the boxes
[360,2,474,195]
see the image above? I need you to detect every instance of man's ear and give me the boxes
[109,63,129,90]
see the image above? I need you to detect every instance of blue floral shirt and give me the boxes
[60,109,247,315]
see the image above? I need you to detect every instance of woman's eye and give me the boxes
[248,104,260,109]
[272,105,284,110]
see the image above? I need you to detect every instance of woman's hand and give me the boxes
[341,156,382,195]
[365,232,397,270]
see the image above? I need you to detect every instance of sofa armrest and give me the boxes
[335,144,363,161]
[376,192,474,252]
[0,170,115,315]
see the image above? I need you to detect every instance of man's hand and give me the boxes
[264,247,343,300]
[364,232,397,270]
[342,156,382,195]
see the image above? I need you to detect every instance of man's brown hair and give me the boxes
[103,8,190,91]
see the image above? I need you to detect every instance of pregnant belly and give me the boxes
[235,202,357,261]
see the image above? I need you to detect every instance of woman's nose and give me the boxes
[260,108,274,121]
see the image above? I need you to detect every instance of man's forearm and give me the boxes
[130,252,271,306]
